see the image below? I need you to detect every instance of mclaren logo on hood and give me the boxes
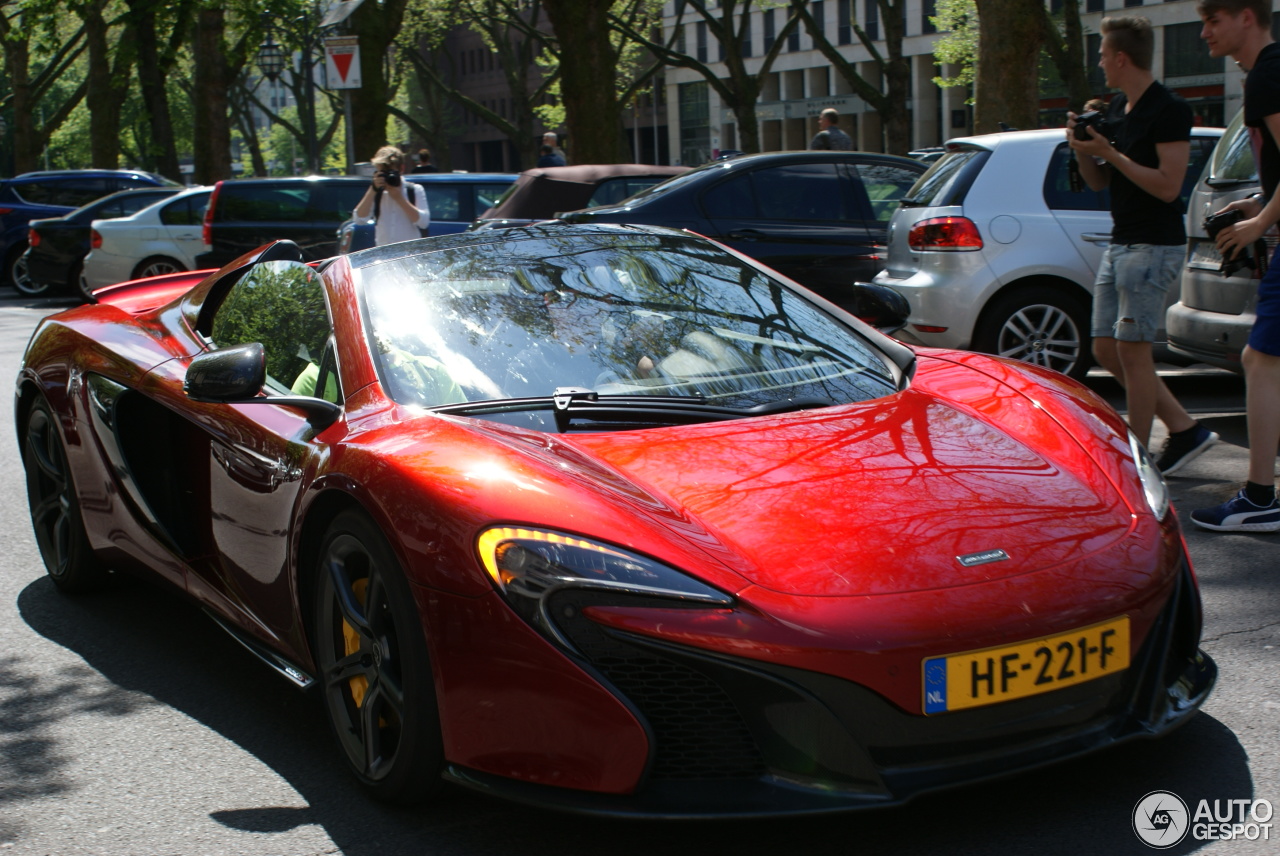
[957,549,1010,567]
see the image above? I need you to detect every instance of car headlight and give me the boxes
[476,527,732,644]
[1129,432,1170,519]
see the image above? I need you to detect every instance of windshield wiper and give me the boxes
[429,388,836,430]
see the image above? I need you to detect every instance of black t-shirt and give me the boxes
[1105,81,1193,245]
[1246,42,1280,202]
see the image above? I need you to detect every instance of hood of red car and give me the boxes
[546,368,1131,598]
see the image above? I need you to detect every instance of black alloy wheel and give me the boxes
[23,396,108,592]
[313,509,444,804]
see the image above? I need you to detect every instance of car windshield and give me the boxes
[617,162,732,203]
[353,231,900,430]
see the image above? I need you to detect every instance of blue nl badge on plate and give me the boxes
[923,657,947,714]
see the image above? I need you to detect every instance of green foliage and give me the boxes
[932,0,977,92]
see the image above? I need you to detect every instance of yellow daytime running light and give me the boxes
[477,527,629,590]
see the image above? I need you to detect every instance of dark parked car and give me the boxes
[21,187,184,296]
[196,177,369,269]
[1,169,179,290]
[337,171,517,253]
[557,151,926,308]
[470,164,690,230]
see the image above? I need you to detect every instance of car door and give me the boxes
[1044,142,1112,277]
[697,160,883,305]
[157,192,211,267]
[184,260,336,644]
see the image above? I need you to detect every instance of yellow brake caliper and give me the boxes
[343,578,369,707]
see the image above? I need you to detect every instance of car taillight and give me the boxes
[908,216,984,251]
[203,181,222,245]
[28,228,40,248]
[91,229,103,249]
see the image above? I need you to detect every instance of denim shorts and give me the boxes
[1090,243,1184,343]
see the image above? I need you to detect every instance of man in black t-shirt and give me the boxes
[1191,0,1280,532]
[1069,16,1215,469]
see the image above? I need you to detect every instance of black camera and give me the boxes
[1073,110,1112,142]
[1203,208,1255,277]
[377,170,402,188]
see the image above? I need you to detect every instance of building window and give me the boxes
[742,10,752,57]
[696,21,707,62]
[865,0,879,41]
[679,81,711,166]
[922,0,936,34]
[764,9,775,52]
[788,23,801,51]
[1086,0,1104,12]
[1164,21,1224,78]
[1123,0,1141,6]
[812,1,825,39]
[838,0,852,44]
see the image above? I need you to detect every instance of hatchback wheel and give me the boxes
[313,510,444,804]
[975,286,1091,380]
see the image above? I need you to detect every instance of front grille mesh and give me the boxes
[551,592,764,780]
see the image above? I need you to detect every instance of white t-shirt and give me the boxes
[363,183,431,246]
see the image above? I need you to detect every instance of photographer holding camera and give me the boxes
[1190,0,1280,532]
[1068,16,1217,472]
[353,146,430,247]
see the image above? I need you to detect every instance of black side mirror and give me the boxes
[185,343,266,400]
[184,342,342,430]
[847,283,911,335]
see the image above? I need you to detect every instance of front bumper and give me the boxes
[446,557,1214,818]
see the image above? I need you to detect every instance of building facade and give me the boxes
[661,0,1261,165]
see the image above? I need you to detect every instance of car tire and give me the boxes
[312,509,445,804]
[974,286,1092,381]
[10,247,52,296]
[22,395,110,593]
[132,256,185,281]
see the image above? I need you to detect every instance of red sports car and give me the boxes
[17,224,1214,817]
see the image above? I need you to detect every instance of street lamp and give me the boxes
[257,37,286,82]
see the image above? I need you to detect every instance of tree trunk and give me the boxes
[349,0,410,166]
[0,20,40,174]
[973,0,1043,133]
[84,4,122,168]
[541,0,629,164]
[132,0,182,181]
[192,6,232,183]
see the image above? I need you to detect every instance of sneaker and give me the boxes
[1156,425,1219,475]
[1190,490,1280,532]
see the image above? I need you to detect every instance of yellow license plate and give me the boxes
[922,616,1129,714]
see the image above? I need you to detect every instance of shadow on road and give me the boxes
[12,574,1255,856]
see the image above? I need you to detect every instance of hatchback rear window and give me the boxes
[1207,109,1256,186]
[901,148,988,207]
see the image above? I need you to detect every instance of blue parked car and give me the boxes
[1,169,180,291]
[337,171,517,253]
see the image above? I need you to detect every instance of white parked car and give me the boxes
[81,185,212,298]
[870,127,1221,379]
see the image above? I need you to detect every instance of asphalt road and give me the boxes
[0,293,1275,856]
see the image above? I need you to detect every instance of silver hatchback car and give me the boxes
[871,127,1221,379]
[1167,108,1276,372]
